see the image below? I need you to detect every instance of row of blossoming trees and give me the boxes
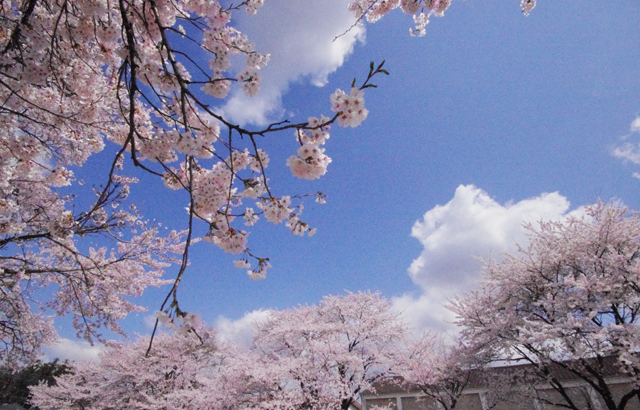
[25,203,640,410]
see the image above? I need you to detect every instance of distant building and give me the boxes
[361,360,640,410]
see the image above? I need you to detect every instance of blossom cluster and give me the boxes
[348,0,451,36]
[347,0,534,37]
[286,113,338,180]
[154,310,202,336]
[521,0,536,16]
[331,88,369,128]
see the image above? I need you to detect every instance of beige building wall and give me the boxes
[362,381,639,410]
[401,396,439,410]
[362,391,488,410]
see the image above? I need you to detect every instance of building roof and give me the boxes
[364,356,631,395]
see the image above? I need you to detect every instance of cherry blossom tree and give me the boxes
[451,203,640,410]
[241,291,406,410]
[28,323,252,409]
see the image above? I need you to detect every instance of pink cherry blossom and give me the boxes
[451,203,640,410]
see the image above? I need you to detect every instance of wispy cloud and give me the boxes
[613,144,640,164]
[43,338,102,362]
[392,185,580,334]
[215,310,270,347]
[220,0,365,126]
[612,116,640,166]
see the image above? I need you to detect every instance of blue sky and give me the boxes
[47,0,640,359]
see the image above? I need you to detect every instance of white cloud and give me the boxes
[613,143,640,165]
[392,292,456,334]
[220,0,365,126]
[43,338,102,363]
[613,116,640,165]
[215,310,270,347]
[393,185,577,334]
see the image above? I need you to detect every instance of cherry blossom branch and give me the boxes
[146,156,196,356]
